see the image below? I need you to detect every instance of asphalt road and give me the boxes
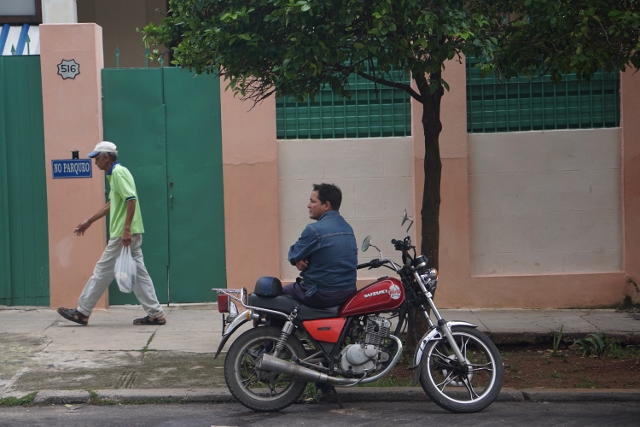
[1,401,639,427]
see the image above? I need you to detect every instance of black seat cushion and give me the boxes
[254,276,283,297]
[247,293,341,321]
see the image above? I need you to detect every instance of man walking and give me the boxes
[57,141,166,326]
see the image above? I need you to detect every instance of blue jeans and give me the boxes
[282,279,354,308]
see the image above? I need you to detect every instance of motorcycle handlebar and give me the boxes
[357,259,384,270]
[392,237,414,252]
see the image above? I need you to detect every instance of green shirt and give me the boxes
[106,163,144,237]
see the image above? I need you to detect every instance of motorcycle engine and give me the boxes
[338,316,391,375]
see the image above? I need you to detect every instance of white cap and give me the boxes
[88,141,118,158]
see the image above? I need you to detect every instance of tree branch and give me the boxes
[335,64,423,103]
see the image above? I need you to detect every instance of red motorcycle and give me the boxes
[214,211,503,413]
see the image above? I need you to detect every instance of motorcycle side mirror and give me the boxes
[401,209,414,235]
[362,236,381,253]
[361,236,372,252]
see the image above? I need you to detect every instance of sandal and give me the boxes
[133,315,166,325]
[57,307,89,325]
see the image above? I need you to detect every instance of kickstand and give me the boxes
[327,385,343,408]
[333,388,343,409]
[316,384,343,408]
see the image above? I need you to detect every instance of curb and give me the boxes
[520,388,640,402]
[27,387,640,406]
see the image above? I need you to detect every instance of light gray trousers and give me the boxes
[77,235,165,319]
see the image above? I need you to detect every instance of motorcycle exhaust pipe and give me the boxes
[257,354,351,385]
[257,336,402,386]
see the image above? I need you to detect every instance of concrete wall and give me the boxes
[77,0,165,68]
[219,85,282,289]
[42,0,77,23]
[277,137,415,282]
[469,129,622,275]
[220,55,638,308]
[35,19,640,308]
[40,23,107,308]
[621,71,640,304]
[423,61,635,309]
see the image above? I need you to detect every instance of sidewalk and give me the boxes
[1,305,639,405]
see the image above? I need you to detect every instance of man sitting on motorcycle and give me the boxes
[284,183,358,308]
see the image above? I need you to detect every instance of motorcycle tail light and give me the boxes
[217,294,229,313]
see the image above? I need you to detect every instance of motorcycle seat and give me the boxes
[247,293,341,321]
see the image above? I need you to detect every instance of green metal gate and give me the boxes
[0,56,49,306]
[102,67,226,304]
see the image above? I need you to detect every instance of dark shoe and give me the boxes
[133,315,166,325]
[57,307,89,325]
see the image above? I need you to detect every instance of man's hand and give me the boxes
[74,220,91,236]
[74,202,110,236]
[123,199,136,247]
[122,229,132,247]
[295,259,309,271]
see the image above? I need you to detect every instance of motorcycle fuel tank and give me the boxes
[339,277,404,316]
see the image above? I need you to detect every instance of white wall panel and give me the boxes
[469,129,622,275]
[278,137,414,281]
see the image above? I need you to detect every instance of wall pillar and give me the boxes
[40,24,106,308]
[621,70,640,304]
[220,82,281,288]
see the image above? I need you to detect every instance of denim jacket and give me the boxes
[288,210,357,295]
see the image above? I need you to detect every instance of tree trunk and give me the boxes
[405,73,444,349]
[415,74,443,270]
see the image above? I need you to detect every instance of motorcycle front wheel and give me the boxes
[419,326,504,413]
[224,326,308,412]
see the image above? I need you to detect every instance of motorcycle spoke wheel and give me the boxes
[224,326,308,412]
[419,326,503,413]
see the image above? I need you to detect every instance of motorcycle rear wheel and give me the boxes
[419,326,503,413]
[224,326,308,412]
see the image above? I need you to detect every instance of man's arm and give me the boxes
[74,202,110,236]
[122,199,136,246]
[288,226,317,270]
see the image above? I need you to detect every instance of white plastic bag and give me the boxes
[114,246,136,293]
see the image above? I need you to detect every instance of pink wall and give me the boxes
[412,59,635,308]
[40,24,107,309]
[621,70,640,303]
[220,83,281,289]
[37,24,638,308]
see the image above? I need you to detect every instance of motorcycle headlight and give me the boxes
[414,255,428,270]
[420,268,438,282]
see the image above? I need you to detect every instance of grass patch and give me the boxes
[577,376,599,389]
[87,390,118,406]
[573,335,640,359]
[141,332,157,353]
[0,392,37,407]
[550,370,564,379]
